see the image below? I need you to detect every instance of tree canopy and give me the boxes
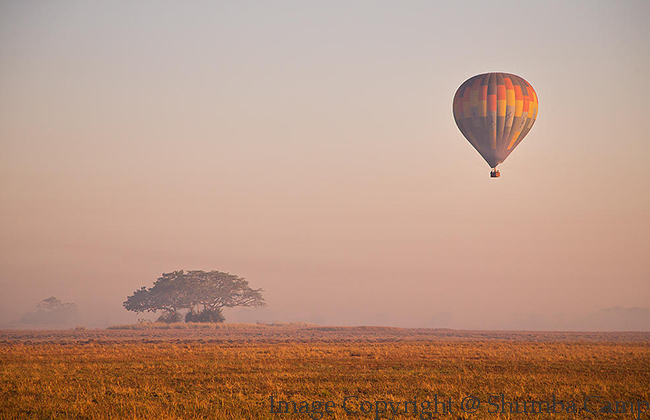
[20,297,79,325]
[123,270,266,323]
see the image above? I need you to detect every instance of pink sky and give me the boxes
[1,1,648,329]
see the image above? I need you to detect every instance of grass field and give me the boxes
[1,325,649,419]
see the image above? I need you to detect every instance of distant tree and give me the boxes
[20,297,79,325]
[123,270,265,323]
[38,296,66,311]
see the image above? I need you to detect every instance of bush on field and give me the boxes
[185,309,225,323]
[156,312,182,323]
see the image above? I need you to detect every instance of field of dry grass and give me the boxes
[1,325,649,419]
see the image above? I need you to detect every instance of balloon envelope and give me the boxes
[452,72,538,169]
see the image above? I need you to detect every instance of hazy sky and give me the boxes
[1,0,648,330]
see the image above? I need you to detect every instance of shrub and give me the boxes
[185,309,225,323]
[156,312,182,323]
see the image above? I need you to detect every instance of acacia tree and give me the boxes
[123,271,190,322]
[182,270,266,322]
[123,270,265,323]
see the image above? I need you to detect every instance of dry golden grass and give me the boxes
[1,327,648,419]
[106,322,316,330]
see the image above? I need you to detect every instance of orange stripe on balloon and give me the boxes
[497,100,506,117]
[507,132,520,149]
[497,85,506,100]
[487,94,497,112]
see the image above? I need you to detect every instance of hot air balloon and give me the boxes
[452,72,538,177]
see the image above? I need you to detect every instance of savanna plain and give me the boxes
[1,325,649,420]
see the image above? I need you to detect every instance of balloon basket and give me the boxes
[490,169,500,178]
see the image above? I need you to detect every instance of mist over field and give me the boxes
[1,1,648,331]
